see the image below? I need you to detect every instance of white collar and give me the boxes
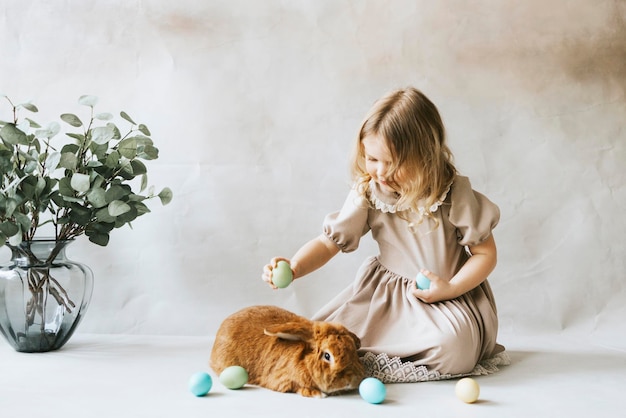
[367,180,450,215]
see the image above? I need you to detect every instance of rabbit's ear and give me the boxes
[347,330,361,349]
[264,322,313,342]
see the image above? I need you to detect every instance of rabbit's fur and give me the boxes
[210,305,366,398]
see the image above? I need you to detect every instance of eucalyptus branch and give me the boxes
[0,94,171,249]
[3,96,18,124]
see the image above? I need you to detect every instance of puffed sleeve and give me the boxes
[448,176,500,246]
[323,188,371,253]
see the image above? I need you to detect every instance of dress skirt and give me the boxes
[312,256,503,376]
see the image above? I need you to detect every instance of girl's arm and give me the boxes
[262,234,340,288]
[411,234,497,303]
[290,234,340,279]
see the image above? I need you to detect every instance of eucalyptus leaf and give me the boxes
[35,122,61,138]
[138,124,151,136]
[25,118,41,129]
[20,103,38,112]
[118,138,137,159]
[120,111,136,125]
[8,233,22,246]
[138,144,159,160]
[0,221,19,237]
[108,200,131,217]
[105,185,130,202]
[60,152,78,170]
[60,113,83,128]
[0,123,28,145]
[92,175,104,189]
[61,143,80,153]
[35,176,46,195]
[105,150,120,169]
[86,160,103,168]
[21,177,37,199]
[91,125,115,145]
[109,123,121,140]
[89,221,115,234]
[158,187,173,205]
[127,194,146,202]
[18,149,37,162]
[70,173,90,193]
[134,135,154,146]
[120,159,134,177]
[0,150,13,174]
[50,190,71,208]
[58,177,74,196]
[5,198,17,217]
[66,133,85,143]
[62,196,85,203]
[24,160,38,174]
[45,151,62,171]
[95,207,115,223]
[116,204,138,223]
[87,231,109,246]
[89,141,108,160]
[134,201,150,216]
[95,112,113,121]
[86,187,107,208]
[13,212,31,231]
[78,95,98,107]
[130,160,148,176]
[69,203,92,225]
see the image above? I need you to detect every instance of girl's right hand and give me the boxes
[262,257,292,289]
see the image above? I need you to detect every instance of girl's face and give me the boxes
[362,134,399,193]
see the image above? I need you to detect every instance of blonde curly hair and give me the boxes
[350,87,457,226]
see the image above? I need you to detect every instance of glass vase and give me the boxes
[0,239,94,352]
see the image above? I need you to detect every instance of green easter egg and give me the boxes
[219,366,249,390]
[272,261,293,288]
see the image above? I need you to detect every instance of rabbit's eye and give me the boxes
[323,352,333,363]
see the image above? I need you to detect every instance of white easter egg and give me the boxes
[455,377,480,403]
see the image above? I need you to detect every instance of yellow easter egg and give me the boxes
[455,378,480,403]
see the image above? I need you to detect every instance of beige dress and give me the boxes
[312,175,504,380]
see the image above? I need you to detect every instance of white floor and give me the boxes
[1,331,624,418]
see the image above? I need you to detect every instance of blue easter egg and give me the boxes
[359,377,386,404]
[188,372,213,396]
[416,272,431,290]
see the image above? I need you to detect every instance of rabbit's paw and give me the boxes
[298,387,326,398]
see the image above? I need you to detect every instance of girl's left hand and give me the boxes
[410,270,455,304]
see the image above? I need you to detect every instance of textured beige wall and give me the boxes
[1,1,624,345]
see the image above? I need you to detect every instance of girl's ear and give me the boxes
[264,322,313,342]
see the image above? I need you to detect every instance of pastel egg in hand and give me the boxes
[416,272,431,290]
[272,261,293,288]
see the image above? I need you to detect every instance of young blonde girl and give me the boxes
[262,87,504,381]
